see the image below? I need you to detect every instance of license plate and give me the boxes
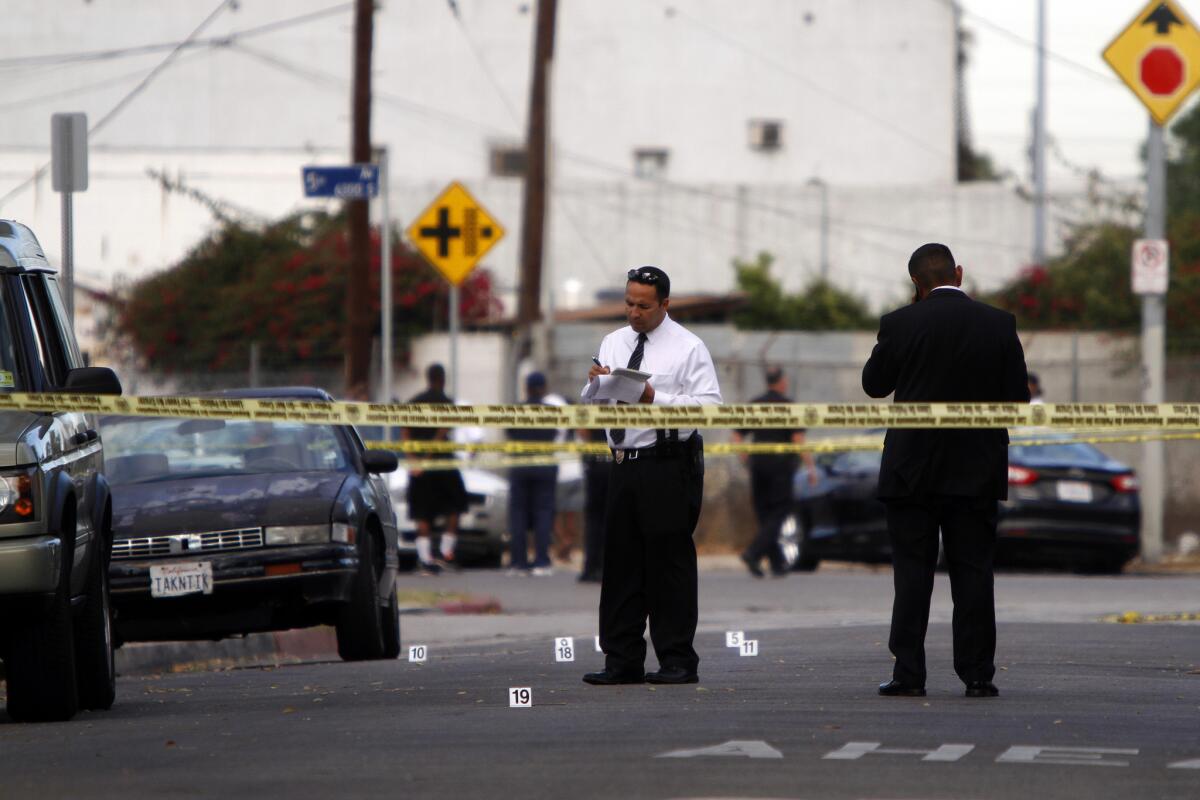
[1056,480,1094,503]
[150,562,213,598]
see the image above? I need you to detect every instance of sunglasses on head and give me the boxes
[627,268,660,283]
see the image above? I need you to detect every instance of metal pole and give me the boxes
[61,190,74,324]
[818,181,830,281]
[1032,0,1047,266]
[1142,119,1167,565]
[378,147,392,406]
[449,284,460,400]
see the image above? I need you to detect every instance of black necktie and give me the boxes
[610,332,647,445]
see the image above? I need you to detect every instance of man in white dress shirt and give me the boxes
[581,266,722,686]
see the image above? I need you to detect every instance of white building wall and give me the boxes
[0,0,1052,315]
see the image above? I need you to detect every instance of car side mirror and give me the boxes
[361,449,398,474]
[63,366,123,396]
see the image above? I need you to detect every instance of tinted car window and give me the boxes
[0,283,20,390]
[1009,441,1111,465]
[100,417,352,484]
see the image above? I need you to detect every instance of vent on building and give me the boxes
[489,143,527,177]
[748,119,784,152]
[633,148,669,178]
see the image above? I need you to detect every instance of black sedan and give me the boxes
[782,435,1141,574]
[100,387,402,661]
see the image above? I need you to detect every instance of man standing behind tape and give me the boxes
[862,243,1029,699]
[581,266,722,686]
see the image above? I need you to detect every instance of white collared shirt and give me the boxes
[929,285,966,294]
[582,314,723,449]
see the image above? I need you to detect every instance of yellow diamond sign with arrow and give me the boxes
[406,182,505,286]
[1103,0,1200,126]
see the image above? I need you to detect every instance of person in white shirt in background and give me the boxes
[580,266,722,687]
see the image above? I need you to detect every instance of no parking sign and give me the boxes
[1132,239,1169,295]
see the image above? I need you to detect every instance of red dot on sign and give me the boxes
[1141,46,1185,96]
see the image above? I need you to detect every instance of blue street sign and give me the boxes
[301,164,379,199]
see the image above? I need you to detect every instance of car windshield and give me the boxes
[1009,441,1111,466]
[99,416,352,485]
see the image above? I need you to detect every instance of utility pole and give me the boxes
[515,0,558,348]
[345,0,374,398]
[1141,119,1167,564]
[1032,0,1047,266]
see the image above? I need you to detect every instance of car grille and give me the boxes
[111,527,265,560]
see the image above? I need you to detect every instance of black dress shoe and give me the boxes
[645,666,699,684]
[878,679,926,697]
[582,669,644,685]
[740,553,765,578]
[965,680,999,697]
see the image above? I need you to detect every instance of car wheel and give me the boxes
[74,531,116,711]
[381,581,401,659]
[781,512,819,572]
[4,518,80,722]
[335,530,386,662]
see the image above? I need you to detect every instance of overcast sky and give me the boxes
[960,0,1193,184]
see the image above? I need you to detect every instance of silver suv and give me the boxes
[0,220,122,722]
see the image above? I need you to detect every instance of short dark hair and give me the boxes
[908,243,957,290]
[426,363,445,385]
[765,366,785,386]
[626,265,670,302]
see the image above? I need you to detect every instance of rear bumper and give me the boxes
[997,516,1139,565]
[110,543,360,642]
[0,535,61,594]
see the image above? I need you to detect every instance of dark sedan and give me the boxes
[782,435,1141,574]
[100,387,402,661]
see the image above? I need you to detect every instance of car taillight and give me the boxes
[1008,465,1038,485]
[1111,473,1139,493]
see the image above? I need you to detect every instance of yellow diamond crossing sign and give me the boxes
[406,182,505,286]
[1103,0,1200,126]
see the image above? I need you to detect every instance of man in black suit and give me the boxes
[862,243,1029,699]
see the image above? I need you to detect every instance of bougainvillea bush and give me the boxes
[116,210,501,373]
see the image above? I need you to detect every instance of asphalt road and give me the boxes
[2,567,1198,799]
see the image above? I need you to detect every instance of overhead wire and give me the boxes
[0,2,354,71]
[0,0,237,211]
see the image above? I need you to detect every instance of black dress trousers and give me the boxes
[599,452,702,674]
[885,494,999,687]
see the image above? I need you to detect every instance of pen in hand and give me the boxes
[591,356,603,367]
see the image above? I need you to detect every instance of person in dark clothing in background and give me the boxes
[507,371,559,576]
[578,426,610,583]
[732,366,818,577]
[862,242,1029,699]
[402,363,467,575]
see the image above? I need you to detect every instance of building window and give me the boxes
[633,148,669,178]
[748,119,784,152]
[489,143,526,177]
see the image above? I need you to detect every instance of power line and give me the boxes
[0,2,353,71]
[934,0,1118,85]
[657,2,951,161]
[0,0,236,211]
[444,0,524,131]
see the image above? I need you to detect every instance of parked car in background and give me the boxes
[101,387,402,661]
[781,434,1141,574]
[0,220,123,723]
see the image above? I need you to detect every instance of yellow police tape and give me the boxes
[1101,611,1200,624]
[375,429,1200,471]
[50,391,1200,430]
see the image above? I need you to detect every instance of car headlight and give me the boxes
[0,469,35,521]
[264,524,330,545]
